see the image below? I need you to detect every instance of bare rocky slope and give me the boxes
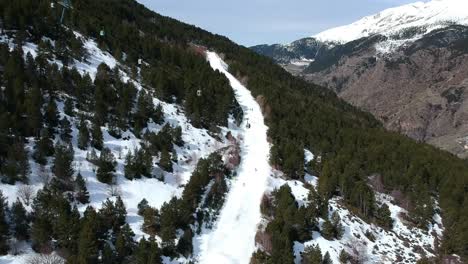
[304,26,468,158]
[254,25,468,158]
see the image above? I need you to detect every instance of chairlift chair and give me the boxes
[197,89,202,97]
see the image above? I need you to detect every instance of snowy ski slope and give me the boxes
[197,52,271,264]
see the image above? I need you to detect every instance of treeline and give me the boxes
[0,0,467,260]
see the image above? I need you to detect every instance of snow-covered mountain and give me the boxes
[315,0,468,44]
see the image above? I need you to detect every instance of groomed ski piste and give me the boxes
[197,52,271,264]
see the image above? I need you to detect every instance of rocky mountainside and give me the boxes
[305,25,468,157]
[252,0,468,158]
[0,0,467,263]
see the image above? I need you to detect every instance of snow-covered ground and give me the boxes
[315,0,468,44]
[196,52,271,264]
[0,32,229,262]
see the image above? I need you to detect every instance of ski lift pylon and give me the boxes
[57,0,72,24]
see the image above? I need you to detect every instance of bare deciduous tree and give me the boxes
[26,254,64,264]
[17,185,35,206]
[107,183,121,197]
[38,165,51,185]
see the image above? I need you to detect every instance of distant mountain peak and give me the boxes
[314,0,468,44]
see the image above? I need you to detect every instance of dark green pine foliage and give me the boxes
[134,237,162,264]
[64,97,75,117]
[0,191,9,255]
[0,0,467,259]
[75,173,90,204]
[11,199,30,241]
[96,148,116,184]
[33,128,55,165]
[375,204,393,230]
[59,116,73,143]
[77,117,90,150]
[53,143,74,182]
[301,245,322,264]
[115,223,135,260]
[1,139,29,184]
[44,97,59,134]
[159,148,173,172]
[124,148,153,180]
[90,121,103,150]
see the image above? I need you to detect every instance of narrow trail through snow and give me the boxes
[198,52,271,264]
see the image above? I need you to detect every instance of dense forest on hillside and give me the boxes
[0,0,467,262]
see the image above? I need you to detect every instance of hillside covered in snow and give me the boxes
[0,0,467,264]
[314,0,468,44]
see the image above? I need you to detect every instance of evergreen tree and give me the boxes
[2,140,29,184]
[90,121,103,150]
[77,220,99,264]
[77,117,90,150]
[11,199,29,240]
[24,84,43,138]
[75,173,90,204]
[302,245,322,264]
[375,204,393,230]
[322,252,332,264]
[59,116,73,142]
[321,219,335,240]
[101,243,117,264]
[44,97,59,134]
[53,143,74,182]
[64,98,74,117]
[0,191,9,255]
[115,196,127,228]
[33,128,54,165]
[159,148,173,172]
[115,223,135,259]
[135,237,161,264]
[339,249,350,264]
[142,207,159,235]
[96,148,116,184]
[137,199,150,216]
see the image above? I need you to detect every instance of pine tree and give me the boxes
[101,243,117,264]
[321,219,335,240]
[31,215,52,253]
[322,252,332,264]
[135,237,161,264]
[176,228,193,257]
[331,211,344,239]
[64,98,74,117]
[11,199,29,240]
[0,191,9,255]
[96,148,116,184]
[2,140,29,184]
[33,128,55,165]
[44,97,59,134]
[24,84,43,138]
[159,148,173,172]
[115,224,135,259]
[339,249,350,264]
[53,143,74,182]
[115,196,127,228]
[142,207,160,235]
[137,199,150,216]
[59,116,73,142]
[77,117,90,150]
[75,173,90,204]
[91,121,103,150]
[375,204,393,230]
[302,245,322,264]
[77,221,99,264]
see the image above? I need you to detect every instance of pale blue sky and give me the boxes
[137,0,426,46]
